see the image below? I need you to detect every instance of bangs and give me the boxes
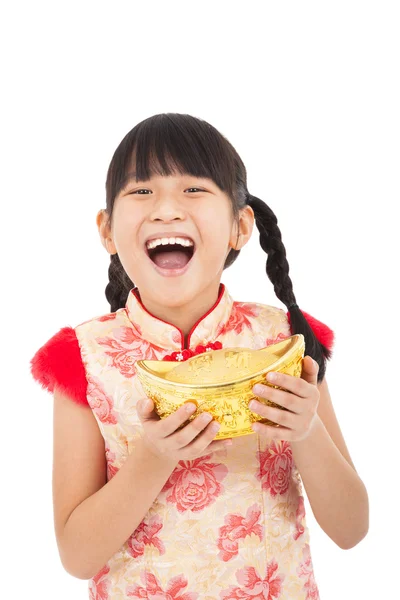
[106,113,239,204]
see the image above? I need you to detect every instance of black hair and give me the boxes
[103,112,331,381]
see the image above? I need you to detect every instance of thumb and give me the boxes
[137,397,156,420]
[301,355,319,385]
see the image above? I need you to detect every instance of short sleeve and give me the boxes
[287,309,335,352]
[30,326,89,407]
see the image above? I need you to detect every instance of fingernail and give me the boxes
[225,439,233,446]
[185,402,197,412]
[201,413,213,424]
[211,423,220,433]
[249,400,258,410]
[142,398,151,410]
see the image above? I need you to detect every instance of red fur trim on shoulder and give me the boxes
[287,310,335,352]
[30,326,89,406]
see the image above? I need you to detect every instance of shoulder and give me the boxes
[232,299,334,352]
[29,308,122,407]
[287,308,335,352]
[30,326,89,406]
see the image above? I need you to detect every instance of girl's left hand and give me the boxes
[249,355,320,442]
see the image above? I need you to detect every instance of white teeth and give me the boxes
[146,236,194,250]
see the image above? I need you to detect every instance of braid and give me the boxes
[247,193,331,382]
[105,253,135,313]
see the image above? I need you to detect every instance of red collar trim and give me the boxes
[129,283,226,350]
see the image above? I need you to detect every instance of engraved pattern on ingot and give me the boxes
[225,350,251,371]
[136,334,305,440]
[186,353,213,379]
[166,347,283,385]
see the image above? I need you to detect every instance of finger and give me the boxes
[153,402,198,438]
[249,400,297,429]
[176,418,222,454]
[137,397,161,423]
[301,356,320,385]
[265,371,309,397]
[170,412,220,448]
[252,384,299,413]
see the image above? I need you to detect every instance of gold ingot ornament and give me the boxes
[135,334,305,440]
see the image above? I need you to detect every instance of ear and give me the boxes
[96,209,117,255]
[229,205,254,250]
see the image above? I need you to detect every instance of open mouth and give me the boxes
[146,243,195,270]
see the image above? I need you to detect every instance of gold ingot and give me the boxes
[135,334,305,440]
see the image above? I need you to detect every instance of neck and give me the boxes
[135,281,223,342]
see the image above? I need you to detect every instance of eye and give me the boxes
[130,187,206,194]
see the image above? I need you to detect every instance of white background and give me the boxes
[2,1,399,598]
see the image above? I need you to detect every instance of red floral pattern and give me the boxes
[104,443,119,480]
[96,323,163,378]
[220,562,284,599]
[217,302,261,336]
[128,515,165,558]
[297,545,320,599]
[265,332,289,346]
[162,455,228,513]
[89,564,111,600]
[127,571,198,599]
[98,313,117,323]
[217,503,263,562]
[87,375,118,425]
[256,440,293,497]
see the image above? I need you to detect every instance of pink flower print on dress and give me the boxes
[97,313,117,322]
[294,495,306,541]
[220,562,284,600]
[87,375,118,425]
[217,503,264,562]
[162,455,228,513]
[96,323,163,378]
[265,332,289,346]
[128,515,165,558]
[89,564,111,600]
[217,302,260,336]
[256,440,293,497]
[297,544,320,600]
[104,443,119,481]
[126,571,198,600]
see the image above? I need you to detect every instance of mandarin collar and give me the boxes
[125,283,234,352]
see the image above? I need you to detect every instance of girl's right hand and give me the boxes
[137,397,232,461]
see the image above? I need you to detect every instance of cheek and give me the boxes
[112,208,142,247]
[196,206,233,245]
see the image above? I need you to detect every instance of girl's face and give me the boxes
[97,172,253,310]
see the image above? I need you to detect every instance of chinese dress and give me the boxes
[30,283,334,600]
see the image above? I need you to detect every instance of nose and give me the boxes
[148,193,186,222]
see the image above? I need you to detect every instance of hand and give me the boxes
[137,397,232,461]
[249,355,320,442]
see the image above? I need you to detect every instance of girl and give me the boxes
[30,113,368,600]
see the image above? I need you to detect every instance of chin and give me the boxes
[156,286,200,307]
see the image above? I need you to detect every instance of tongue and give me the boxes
[152,250,190,269]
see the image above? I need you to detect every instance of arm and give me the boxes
[290,377,369,549]
[53,387,178,580]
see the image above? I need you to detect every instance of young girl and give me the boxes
[30,113,368,600]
